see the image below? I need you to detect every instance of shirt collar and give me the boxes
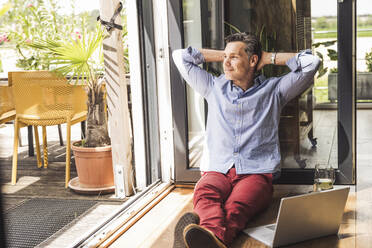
[254,74,266,84]
[229,74,266,95]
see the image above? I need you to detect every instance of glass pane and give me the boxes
[357,0,372,104]
[297,0,338,169]
[357,0,372,165]
[183,0,205,168]
[224,0,339,171]
[183,0,222,168]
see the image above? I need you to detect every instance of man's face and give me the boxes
[223,41,251,81]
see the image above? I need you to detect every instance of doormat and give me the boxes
[3,198,97,248]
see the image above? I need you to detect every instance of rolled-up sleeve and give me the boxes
[172,46,214,98]
[277,49,320,105]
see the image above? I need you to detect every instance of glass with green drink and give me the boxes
[313,164,335,191]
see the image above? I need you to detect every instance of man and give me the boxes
[172,32,320,248]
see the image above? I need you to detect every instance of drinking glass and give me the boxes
[313,164,335,191]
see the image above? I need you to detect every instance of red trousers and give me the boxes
[193,167,273,245]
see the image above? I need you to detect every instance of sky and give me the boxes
[1,0,372,17]
[57,0,100,14]
[0,0,100,14]
[311,0,372,17]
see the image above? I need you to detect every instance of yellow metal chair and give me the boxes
[1,83,33,151]
[9,71,87,187]
[1,82,64,156]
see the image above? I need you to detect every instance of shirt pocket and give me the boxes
[241,100,265,126]
[220,100,238,126]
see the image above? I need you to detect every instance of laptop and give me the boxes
[243,187,350,247]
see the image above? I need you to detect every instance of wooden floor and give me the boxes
[110,185,362,248]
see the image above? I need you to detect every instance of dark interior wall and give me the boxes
[225,0,297,52]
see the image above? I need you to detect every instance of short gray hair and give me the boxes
[225,32,262,61]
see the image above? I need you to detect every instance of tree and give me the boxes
[314,17,329,30]
[366,49,372,73]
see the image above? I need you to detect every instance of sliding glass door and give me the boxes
[168,0,355,184]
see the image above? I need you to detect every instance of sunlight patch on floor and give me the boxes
[2,176,40,193]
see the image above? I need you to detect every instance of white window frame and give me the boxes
[128,0,174,189]
[152,0,174,183]
[127,0,147,190]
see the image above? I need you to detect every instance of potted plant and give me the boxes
[30,24,115,191]
[328,48,372,102]
[327,67,338,102]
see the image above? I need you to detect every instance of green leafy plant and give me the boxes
[224,22,277,53]
[1,0,130,73]
[256,25,278,78]
[5,1,66,70]
[1,0,97,70]
[224,21,241,34]
[365,49,372,72]
[312,40,337,78]
[0,2,11,16]
[121,9,130,73]
[29,24,110,148]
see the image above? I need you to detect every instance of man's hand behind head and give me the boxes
[256,51,271,71]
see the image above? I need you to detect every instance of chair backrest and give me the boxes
[8,71,87,125]
[0,85,14,114]
[0,84,15,123]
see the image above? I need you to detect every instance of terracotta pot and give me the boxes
[71,141,114,188]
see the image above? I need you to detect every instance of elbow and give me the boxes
[172,49,188,70]
[172,49,183,62]
[311,56,321,77]
[313,55,321,70]
[301,55,321,74]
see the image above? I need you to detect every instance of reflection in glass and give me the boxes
[225,0,338,170]
[183,0,223,168]
[356,0,372,165]
[357,0,372,104]
[183,0,205,168]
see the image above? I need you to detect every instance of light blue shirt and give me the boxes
[172,46,320,175]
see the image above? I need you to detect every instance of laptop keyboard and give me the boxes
[265,224,276,231]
